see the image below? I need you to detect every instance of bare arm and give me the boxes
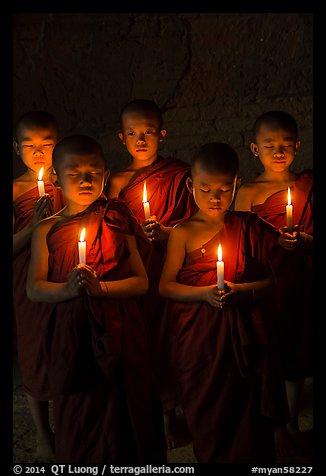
[13,216,34,256]
[159,223,274,308]
[105,174,122,198]
[234,184,254,211]
[13,194,55,257]
[26,218,80,303]
[220,276,274,307]
[79,234,149,299]
[159,225,216,302]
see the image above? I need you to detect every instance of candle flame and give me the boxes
[143,182,148,203]
[287,187,292,206]
[79,228,86,242]
[217,243,222,261]
[38,167,44,181]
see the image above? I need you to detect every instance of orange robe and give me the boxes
[13,183,65,399]
[164,211,288,463]
[252,170,313,379]
[44,197,166,463]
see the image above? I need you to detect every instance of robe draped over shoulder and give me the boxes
[163,211,288,463]
[13,183,65,399]
[252,170,313,378]
[45,196,166,464]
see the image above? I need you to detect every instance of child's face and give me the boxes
[189,164,237,217]
[57,153,105,210]
[13,126,57,174]
[251,124,300,173]
[118,112,166,163]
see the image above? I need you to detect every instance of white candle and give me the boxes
[142,181,151,220]
[217,243,224,290]
[37,167,45,196]
[78,228,86,264]
[286,187,293,233]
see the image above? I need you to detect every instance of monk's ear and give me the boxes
[295,140,301,154]
[186,176,193,194]
[13,140,20,155]
[159,129,167,142]
[118,131,125,144]
[236,176,241,190]
[250,143,259,157]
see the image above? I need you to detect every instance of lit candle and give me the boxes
[78,228,86,264]
[142,181,151,220]
[217,243,224,290]
[37,167,45,196]
[286,187,293,233]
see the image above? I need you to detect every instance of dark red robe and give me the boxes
[111,156,197,410]
[13,183,65,399]
[44,196,166,464]
[116,156,197,325]
[164,211,289,463]
[252,170,313,379]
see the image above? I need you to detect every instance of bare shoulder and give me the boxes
[235,180,258,211]
[13,174,31,201]
[34,215,62,238]
[13,180,21,201]
[171,218,194,241]
[107,170,132,197]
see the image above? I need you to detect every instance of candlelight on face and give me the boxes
[142,181,151,220]
[78,227,86,264]
[217,243,224,290]
[37,167,45,197]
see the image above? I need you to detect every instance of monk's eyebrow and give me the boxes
[21,135,54,141]
[263,136,294,142]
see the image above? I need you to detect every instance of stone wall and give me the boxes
[13,12,313,181]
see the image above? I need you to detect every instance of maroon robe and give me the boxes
[13,183,65,399]
[44,197,166,464]
[164,211,289,463]
[112,156,197,410]
[252,170,313,379]
[116,156,197,325]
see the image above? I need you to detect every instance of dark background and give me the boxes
[10,11,316,468]
[13,12,313,182]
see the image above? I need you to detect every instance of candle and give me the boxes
[286,187,293,233]
[142,181,151,220]
[78,228,86,264]
[37,167,45,196]
[217,243,224,290]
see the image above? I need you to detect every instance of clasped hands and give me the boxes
[205,282,242,309]
[142,215,169,242]
[67,264,102,297]
[278,225,304,251]
[33,194,54,224]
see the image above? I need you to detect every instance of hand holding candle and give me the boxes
[78,228,86,264]
[37,167,45,197]
[286,187,293,233]
[142,181,151,220]
[217,243,224,290]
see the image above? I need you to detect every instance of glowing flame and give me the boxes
[287,187,292,206]
[79,228,86,242]
[38,167,44,181]
[143,182,148,203]
[217,243,223,262]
